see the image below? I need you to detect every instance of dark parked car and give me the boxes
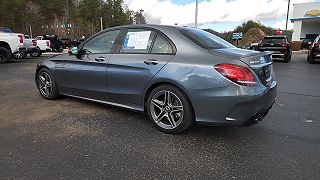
[61,38,71,49]
[35,25,276,134]
[68,38,87,48]
[307,34,320,64]
[43,35,63,52]
[301,38,314,49]
[257,35,292,63]
[0,27,12,33]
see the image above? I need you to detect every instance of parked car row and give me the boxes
[247,34,319,64]
[13,35,50,59]
[0,27,54,62]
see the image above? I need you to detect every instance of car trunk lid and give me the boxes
[209,48,274,87]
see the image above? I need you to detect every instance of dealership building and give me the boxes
[291,2,320,41]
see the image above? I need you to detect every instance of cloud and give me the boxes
[271,19,294,30]
[124,0,317,28]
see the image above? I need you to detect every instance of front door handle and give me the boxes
[95,57,105,62]
[144,59,158,65]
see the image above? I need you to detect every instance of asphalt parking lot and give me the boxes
[0,53,319,179]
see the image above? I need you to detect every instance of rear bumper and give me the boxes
[26,47,39,53]
[14,46,27,54]
[225,83,276,125]
[195,81,277,126]
[257,48,290,59]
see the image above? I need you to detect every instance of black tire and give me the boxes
[146,84,194,134]
[30,49,42,57]
[307,54,315,64]
[284,54,291,63]
[58,47,63,52]
[36,68,59,100]
[0,47,11,63]
[14,51,27,59]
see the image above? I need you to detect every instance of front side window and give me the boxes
[83,30,120,54]
[121,29,156,53]
[151,35,173,54]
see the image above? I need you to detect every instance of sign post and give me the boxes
[232,32,243,46]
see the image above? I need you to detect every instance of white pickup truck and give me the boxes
[14,35,51,59]
[35,36,51,53]
[0,32,26,62]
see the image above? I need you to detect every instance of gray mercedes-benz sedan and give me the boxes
[35,24,277,134]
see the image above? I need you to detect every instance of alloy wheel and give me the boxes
[31,52,39,56]
[38,72,52,97]
[14,52,24,58]
[150,90,184,130]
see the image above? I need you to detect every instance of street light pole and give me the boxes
[100,1,103,31]
[285,0,291,32]
[195,0,198,28]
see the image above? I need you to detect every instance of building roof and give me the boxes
[291,16,320,21]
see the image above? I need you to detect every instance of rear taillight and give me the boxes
[281,42,289,47]
[214,64,257,87]
[32,39,37,46]
[18,35,23,43]
[46,41,50,47]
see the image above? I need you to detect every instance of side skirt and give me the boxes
[61,93,144,112]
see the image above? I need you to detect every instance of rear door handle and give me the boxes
[95,57,105,62]
[144,59,158,65]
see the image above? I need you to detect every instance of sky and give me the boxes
[124,0,320,32]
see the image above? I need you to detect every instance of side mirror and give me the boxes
[69,47,78,55]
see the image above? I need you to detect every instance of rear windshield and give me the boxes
[180,28,235,49]
[262,37,286,44]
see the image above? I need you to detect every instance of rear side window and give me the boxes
[262,37,286,44]
[180,28,234,49]
[121,29,156,54]
[151,34,173,54]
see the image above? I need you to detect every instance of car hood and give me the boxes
[47,54,73,61]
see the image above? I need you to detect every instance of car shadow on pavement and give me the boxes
[62,96,255,140]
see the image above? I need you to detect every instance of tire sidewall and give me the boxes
[146,84,194,134]
[284,54,291,63]
[308,54,315,64]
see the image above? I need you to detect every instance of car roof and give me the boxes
[107,24,194,31]
[264,35,287,39]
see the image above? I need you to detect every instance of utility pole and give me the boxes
[66,0,69,36]
[285,0,291,33]
[100,1,103,31]
[195,0,198,28]
[29,24,33,38]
